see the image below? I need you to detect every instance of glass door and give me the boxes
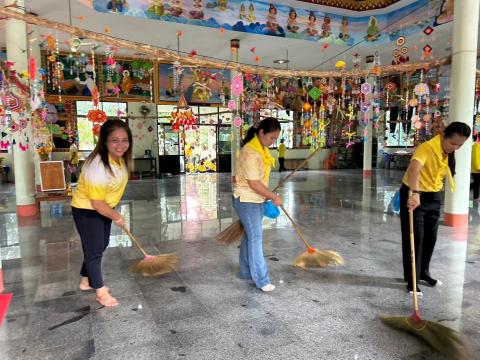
[158,124,185,174]
[184,125,217,173]
[217,125,231,173]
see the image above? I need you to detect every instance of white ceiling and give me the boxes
[0,0,457,71]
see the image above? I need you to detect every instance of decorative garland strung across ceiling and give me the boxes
[0,8,459,79]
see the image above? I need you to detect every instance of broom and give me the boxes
[216,147,322,245]
[122,227,178,276]
[280,205,344,269]
[380,207,469,359]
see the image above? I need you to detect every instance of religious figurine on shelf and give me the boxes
[321,14,332,38]
[189,0,204,19]
[286,8,299,33]
[239,3,246,20]
[146,0,164,16]
[265,4,279,33]
[246,2,256,22]
[339,16,350,41]
[365,16,380,41]
[306,12,318,37]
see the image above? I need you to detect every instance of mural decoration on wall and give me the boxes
[102,56,154,99]
[43,52,99,97]
[89,0,452,46]
[158,63,230,104]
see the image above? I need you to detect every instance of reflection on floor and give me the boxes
[0,170,479,359]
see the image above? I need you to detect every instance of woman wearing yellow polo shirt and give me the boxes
[233,117,282,292]
[71,119,132,307]
[401,122,470,296]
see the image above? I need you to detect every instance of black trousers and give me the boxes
[279,157,286,171]
[472,173,480,200]
[400,184,441,286]
[72,207,112,289]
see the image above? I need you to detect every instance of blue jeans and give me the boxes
[233,197,270,288]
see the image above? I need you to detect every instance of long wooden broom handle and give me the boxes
[122,227,148,257]
[280,205,313,249]
[409,207,419,312]
[272,147,322,192]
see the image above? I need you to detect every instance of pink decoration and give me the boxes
[233,116,243,128]
[231,75,243,97]
[228,100,237,110]
[29,57,36,80]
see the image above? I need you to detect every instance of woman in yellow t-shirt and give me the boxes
[401,122,470,296]
[71,119,132,307]
[471,134,480,200]
[233,117,282,292]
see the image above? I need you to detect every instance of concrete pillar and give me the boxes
[362,57,374,178]
[443,0,480,227]
[5,0,38,217]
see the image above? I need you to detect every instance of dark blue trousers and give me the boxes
[72,207,112,289]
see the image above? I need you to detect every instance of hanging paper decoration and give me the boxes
[386,82,397,92]
[170,94,197,131]
[227,99,237,110]
[361,83,371,95]
[414,83,429,97]
[308,87,321,101]
[231,74,244,97]
[233,116,243,128]
[87,109,107,123]
[392,36,409,65]
[335,60,346,69]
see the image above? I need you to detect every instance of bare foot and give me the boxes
[79,277,92,291]
[95,287,119,307]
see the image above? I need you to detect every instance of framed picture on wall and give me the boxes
[39,161,66,191]
[157,64,230,104]
[101,57,154,100]
[42,51,100,98]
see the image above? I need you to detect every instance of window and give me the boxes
[76,101,127,151]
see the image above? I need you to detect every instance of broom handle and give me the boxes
[122,227,149,257]
[272,148,321,192]
[280,205,313,249]
[408,206,419,312]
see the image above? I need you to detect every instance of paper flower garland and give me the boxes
[414,83,429,97]
[231,74,243,97]
[227,99,237,110]
[87,109,107,123]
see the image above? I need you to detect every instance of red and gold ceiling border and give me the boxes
[296,0,401,11]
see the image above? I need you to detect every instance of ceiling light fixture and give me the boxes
[273,59,290,64]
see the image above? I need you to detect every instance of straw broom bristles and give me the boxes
[123,227,178,276]
[279,206,344,269]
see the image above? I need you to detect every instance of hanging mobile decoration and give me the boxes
[169,94,197,131]
[231,74,244,97]
[344,104,355,148]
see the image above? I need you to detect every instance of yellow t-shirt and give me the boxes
[472,142,480,173]
[403,135,453,192]
[234,146,270,203]
[71,154,128,209]
[278,143,286,158]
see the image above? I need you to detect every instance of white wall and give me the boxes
[127,102,159,159]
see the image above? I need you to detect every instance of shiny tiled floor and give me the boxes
[0,170,479,359]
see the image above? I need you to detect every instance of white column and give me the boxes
[444,0,480,227]
[362,57,374,178]
[230,40,241,183]
[5,0,38,217]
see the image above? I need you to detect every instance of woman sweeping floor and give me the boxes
[233,117,282,292]
[400,122,470,296]
[71,119,132,307]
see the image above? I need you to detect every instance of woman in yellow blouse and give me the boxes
[401,122,470,296]
[233,117,282,292]
[71,119,132,307]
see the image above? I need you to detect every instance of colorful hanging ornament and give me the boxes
[231,74,244,97]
